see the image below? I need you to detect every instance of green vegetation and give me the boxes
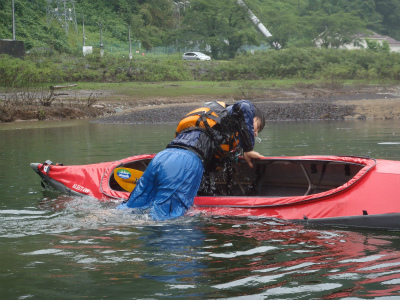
[2,0,400,123]
[1,0,400,57]
[2,47,400,90]
[1,0,400,109]
[75,80,305,100]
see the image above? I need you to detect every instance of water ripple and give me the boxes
[2,197,400,299]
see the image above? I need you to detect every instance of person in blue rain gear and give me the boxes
[117,100,266,221]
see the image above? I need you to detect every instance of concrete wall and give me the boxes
[0,40,25,58]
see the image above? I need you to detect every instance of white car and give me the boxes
[182,52,211,61]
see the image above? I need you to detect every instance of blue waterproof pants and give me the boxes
[117,148,204,221]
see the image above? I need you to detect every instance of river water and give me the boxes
[1,119,400,299]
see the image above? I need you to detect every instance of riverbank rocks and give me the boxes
[3,85,400,123]
[93,100,357,124]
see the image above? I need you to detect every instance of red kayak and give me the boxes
[30,155,400,229]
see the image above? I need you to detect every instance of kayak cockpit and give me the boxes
[106,156,374,201]
[197,157,372,198]
[108,158,152,192]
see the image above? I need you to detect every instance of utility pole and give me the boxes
[81,14,92,56]
[12,0,15,40]
[237,0,272,39]
[129,26,132,59]
[82,15,85,47]
[100,22,104,57]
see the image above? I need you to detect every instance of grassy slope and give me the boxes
[72,79,389,102]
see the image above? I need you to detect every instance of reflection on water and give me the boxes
[2,119,400,299]
[202,218,400,299]
[2,195,400,299]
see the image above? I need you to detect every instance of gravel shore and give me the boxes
[3,85,400,123]
[93,91,398,124]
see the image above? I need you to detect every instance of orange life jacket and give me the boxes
[175,101,239,158]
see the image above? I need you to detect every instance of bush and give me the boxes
[2,48,400,85]
[0,55,45,88]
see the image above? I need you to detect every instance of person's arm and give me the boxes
[228,100,264,167]
[243,150,264,168]
[230,100,255,152]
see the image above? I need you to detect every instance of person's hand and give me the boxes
[243,150,264,168]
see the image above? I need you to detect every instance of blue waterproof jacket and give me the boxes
[167,100,256,170]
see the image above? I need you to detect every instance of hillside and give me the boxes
[0,0,399,56]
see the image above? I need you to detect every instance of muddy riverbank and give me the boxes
[2,85,400,123]
[94,85,400,124]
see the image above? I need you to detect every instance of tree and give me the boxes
[256,1,311,49]
[177,0,260,59]
[336,0,383,32]
[127,0,175,50]
[366,38,390,53]
[303,0,382,36]
[375,0,400,40]
[311,11,366,49]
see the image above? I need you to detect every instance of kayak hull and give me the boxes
[30,155,400,229]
